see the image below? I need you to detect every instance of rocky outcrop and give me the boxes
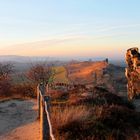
[125,47,140,100]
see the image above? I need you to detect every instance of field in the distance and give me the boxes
[53,66,69,84]
[52,61,126,95]
[65,61,108,84]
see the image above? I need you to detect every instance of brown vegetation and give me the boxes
[66,61,108,84]
[0,63,13,97]
[0,61,139,140]
[50,87,140,140]
[27,63,54,85]
[11,83,35,98]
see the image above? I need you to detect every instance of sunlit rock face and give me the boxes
[125,47,140,100]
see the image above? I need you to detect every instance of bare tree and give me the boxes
[27,63,55,85]
[0,63,14,81]
[0,63,14,96]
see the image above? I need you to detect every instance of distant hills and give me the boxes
[0,55,125,67]
[0,55,50,63]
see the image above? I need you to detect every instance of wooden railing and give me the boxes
[37,84,55,140]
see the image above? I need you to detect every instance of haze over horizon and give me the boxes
[0,0,140,59]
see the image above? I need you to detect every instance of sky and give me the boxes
[0,0,140,59]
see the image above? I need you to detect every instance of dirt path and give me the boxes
[0,99,40,140]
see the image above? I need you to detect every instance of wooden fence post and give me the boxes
[38,83,55,140]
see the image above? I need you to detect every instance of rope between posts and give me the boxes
[38,84,55,140]
[44,102,55,140]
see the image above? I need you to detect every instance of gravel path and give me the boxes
[0,99,40,140]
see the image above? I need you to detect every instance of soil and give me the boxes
[0,99,40,140]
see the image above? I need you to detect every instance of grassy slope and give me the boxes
[53,66,69,84]
[66,61,108,84]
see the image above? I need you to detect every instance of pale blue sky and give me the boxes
[0,0,140,59]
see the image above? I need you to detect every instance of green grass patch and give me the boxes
[53,66,69,84]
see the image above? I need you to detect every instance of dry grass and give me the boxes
[50,90,69,101]
[51,106,90,140]
[51,105,140,140]
[51,106,90,129]
[67,87,134,110]
[66,61,108,84]
[53,66,69,84]
[50,87,140,140]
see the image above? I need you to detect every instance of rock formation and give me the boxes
[125,47,140,100]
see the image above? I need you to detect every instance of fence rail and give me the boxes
[37,84,55,140]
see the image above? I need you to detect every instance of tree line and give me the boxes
[0,62,54,98]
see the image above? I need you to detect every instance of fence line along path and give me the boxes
[37,84,55,140]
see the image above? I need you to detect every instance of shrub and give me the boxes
[98,105,140,131]
[52,105,140,140]
[11,83,35,98]
[51,106,90,139]
[68,87,134,109]
[0,79,12,97]
[50,90,69,101]
[51,86,138,140]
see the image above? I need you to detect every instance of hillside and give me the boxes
[52,61,126,95]
[9,60,127,96]
[66,61,108,84]
[0,60,137,140]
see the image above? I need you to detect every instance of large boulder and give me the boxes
[125,47,140,100]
